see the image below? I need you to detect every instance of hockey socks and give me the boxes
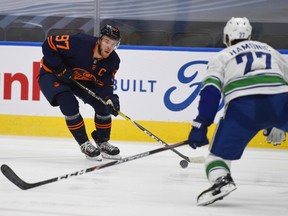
[65,113,88,145]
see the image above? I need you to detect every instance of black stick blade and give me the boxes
[1,164,32,190]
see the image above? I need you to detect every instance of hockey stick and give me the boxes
[71,79,204,164]
[1,141,187,190]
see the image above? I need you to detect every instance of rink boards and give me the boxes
[0,42,288,149]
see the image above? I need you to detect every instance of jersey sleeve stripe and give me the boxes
[47,36,57,51]
[202,76,222,91]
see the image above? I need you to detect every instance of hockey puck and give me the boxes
[180,160,188,168]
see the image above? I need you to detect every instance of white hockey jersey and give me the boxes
[202,40,288,104]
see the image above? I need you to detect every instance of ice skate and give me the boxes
[97,141,121,160]
[80,141,102,161]
[197,174,237,206]
[91,130,121,160]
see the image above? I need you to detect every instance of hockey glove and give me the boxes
[105,94,120,116]
[188,116,209,149]
[263,127,286,146]
[53,65,74,83]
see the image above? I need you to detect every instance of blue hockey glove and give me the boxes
[263,127,286,146]
[53,65,73,83]
[105,94,120,116]
[188,116,209,149]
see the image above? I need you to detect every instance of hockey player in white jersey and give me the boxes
[187,17,288,206]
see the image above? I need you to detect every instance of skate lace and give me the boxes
[213,175,235,190]
[99,142,116,151]
[81,142,96,153]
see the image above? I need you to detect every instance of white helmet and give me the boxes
[223,17,252,47]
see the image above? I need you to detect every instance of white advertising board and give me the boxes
[115,47,220,122]
[1,43,287,123]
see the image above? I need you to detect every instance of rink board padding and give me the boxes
[0,114,287,149]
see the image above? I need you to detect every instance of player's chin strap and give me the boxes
[70,78,204,164]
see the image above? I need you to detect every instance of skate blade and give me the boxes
[197,184,237,206]
[85,155,102,161]
[101,153,122,160]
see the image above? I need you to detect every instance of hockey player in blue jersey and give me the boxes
[187,17,288,205]
[38,25,121,161]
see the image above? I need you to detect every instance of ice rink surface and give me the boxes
[0,135,287,216]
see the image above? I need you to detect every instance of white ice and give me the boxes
[0,135,287,216]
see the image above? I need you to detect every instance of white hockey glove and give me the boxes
[263,127,286,146]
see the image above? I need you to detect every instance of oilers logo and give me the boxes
[72,68,97,81]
